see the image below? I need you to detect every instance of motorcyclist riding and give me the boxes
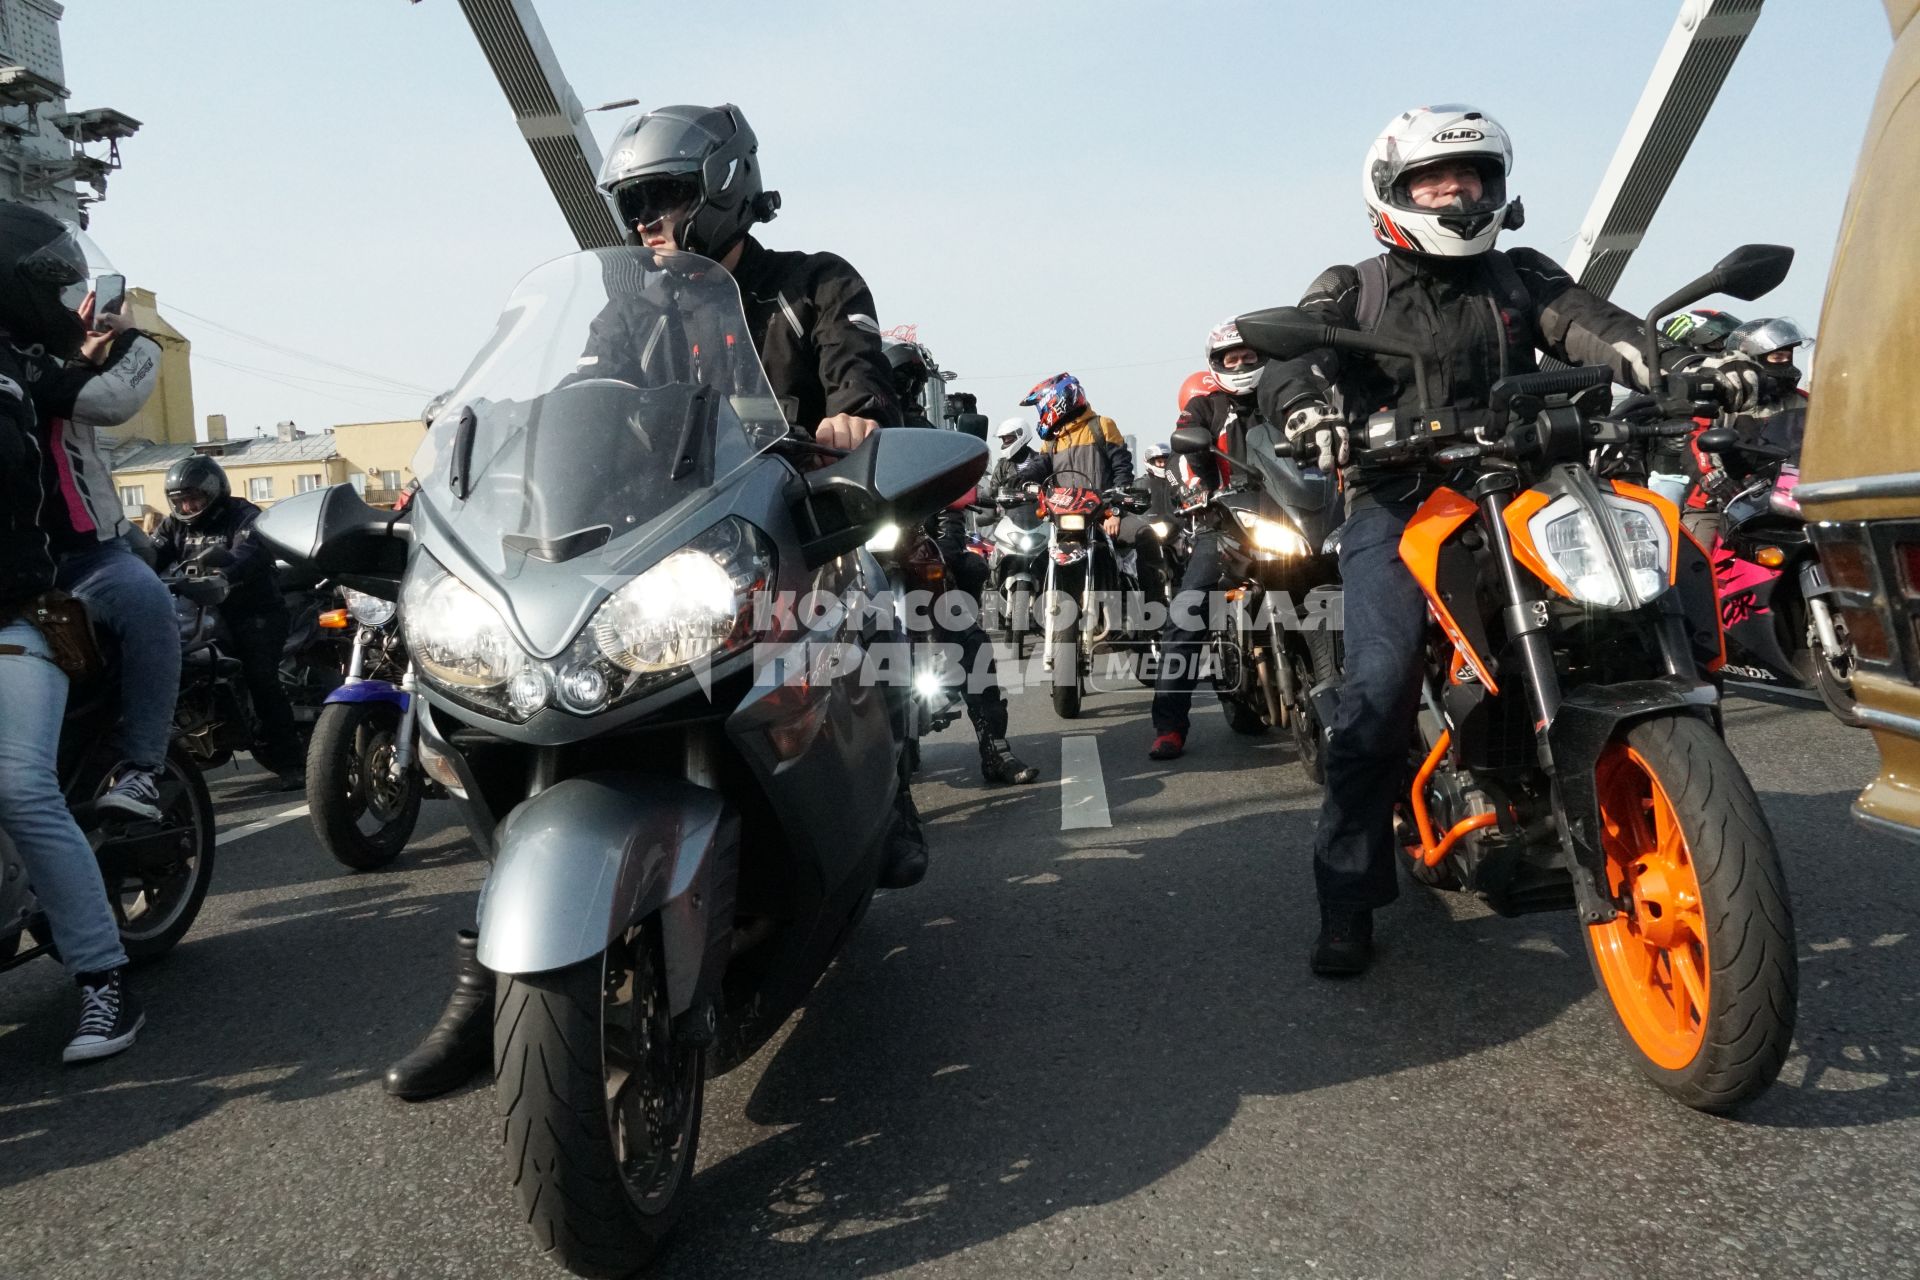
[1261,105,1762,977]
[1013,373,1134,493]
[990,417,1035,494]
[1661,307,1744,353]
[152,455,305,784]
[1147,319,1270,759]
[385,102,945,1100]
[885,339,1038,786]
[0,203,146,1062]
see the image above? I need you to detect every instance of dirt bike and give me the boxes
[1169,418,1345,781]
[1237,243,1800,1112]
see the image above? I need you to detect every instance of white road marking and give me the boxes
[216,803,310,847]
[1059,735,1112,830]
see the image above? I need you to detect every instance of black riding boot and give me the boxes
[384,929,494,1100]
[979,732,1039,784]
[879,785,930,888]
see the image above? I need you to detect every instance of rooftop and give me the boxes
[113,432,341,473]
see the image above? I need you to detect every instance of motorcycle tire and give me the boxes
[1051,641,1082,719]
[45,743,218,964]
[496,918,703,1278]
[1288,630,1342,786]
[1581,713,1797,1112]
[306,701,422,872]
[1807,619,1865,728]
[1220,695,1267,736]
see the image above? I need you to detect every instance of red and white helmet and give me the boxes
[1363,105,1516,258]
[1205,319,1266,397]
[1177,369,1221,411]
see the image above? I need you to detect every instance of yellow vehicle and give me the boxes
[1799,0,1920,841]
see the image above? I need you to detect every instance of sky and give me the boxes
[60,0,1892,447]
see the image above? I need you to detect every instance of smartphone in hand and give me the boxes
[91,273,126,325]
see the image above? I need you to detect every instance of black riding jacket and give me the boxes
[0,344,54,615]
[153,496,284,616]
[1175,390,1266,493]
[1257,246,1676,509]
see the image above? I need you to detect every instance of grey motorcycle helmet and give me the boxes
[1728,316,1808,396]
[597,104,781,257]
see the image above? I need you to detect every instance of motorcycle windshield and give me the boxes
[410,248,789,576]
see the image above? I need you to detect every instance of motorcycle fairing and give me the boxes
[1399,486,1500,692]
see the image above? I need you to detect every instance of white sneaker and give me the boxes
[95,767,163,824]
[64,969,145,1064]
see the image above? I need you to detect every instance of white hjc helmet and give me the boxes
[996,417,1031,449]
[1205,318,1267,396]
[1363,105,1519,258]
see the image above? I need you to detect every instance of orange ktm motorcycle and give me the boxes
[1239,245,1799,1112]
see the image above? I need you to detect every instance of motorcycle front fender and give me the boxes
[323,680,408,710]
[476,772,738,1019]
[1546,677,1719,924]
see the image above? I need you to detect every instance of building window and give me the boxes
[348,472,367,495]
[295,473,322,494]
[248,477,273,502]
[379,470,403,491]
[118,484,145,510]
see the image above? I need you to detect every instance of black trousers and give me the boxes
[226,608,302,768]
[943,553,1008,740]
[1149,531,1225,735]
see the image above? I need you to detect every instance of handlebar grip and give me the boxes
[1490,365,1612,410]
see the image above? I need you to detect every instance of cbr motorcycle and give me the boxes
[2,583,217,973]
[1684,426,1860,725]
[305,586,435,870]
[1168,417,1345,780]
[255,246,984,1276]
[1034,467,1149,719]
[1237,243,1800,1112]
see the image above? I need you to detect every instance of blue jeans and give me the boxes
[0,620,126,976]
[56,536,180,772]
[1313,501,1427,913]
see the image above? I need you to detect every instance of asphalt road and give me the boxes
[2,679,1917,1280]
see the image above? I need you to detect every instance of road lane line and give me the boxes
[1060,735,1111,830]
[216,803,310,847]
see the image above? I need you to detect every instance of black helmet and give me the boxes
[1661,308,1743,352]
[884,340,931,411]
[0,201,88,357]
[164,455,230,524]
[597,104,780,258]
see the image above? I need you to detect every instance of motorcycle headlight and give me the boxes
[402,561,524,690]
[1058,513,1087,532]
[343,587,397,628]
[1148,519,1171,540]
[1530,496,1670,609]
[588,517,771,680]
[866,523,903,553]
[1243,514,1311,559]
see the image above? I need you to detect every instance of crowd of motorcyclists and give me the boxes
[0,95,1821,1110]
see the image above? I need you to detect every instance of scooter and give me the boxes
[255,245,984,1277]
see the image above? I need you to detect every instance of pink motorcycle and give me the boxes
[1695,424,1861,725]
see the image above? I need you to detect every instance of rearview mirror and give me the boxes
[1711,244,1794,303]
[1695,426,1739,453]
[1170,424,1213,455]
[798,428,988,568]
[1234,306,1326,362]
[255,483,410,595]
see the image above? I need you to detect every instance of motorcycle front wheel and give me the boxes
[1582,714,1797,1112]
[306,701,422,871]
[496,918,704,1278]
[1051,640,1083,719]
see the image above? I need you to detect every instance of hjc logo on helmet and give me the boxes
[1434,128,1485,144]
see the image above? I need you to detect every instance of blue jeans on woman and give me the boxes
[0,619,126,976]
[55,536,180,773]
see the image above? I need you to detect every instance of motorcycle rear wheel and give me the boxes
[307,701,422,871]
[496,918,703,1278]
[1582,714,1796,1112]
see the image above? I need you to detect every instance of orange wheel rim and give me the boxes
[1589,745,1709,1070]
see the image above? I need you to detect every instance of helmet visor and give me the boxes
[1392,158,1506,218]
[21,225,88,310]
[613,174,703,233]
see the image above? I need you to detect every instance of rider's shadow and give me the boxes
[651,805,1597,1278]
